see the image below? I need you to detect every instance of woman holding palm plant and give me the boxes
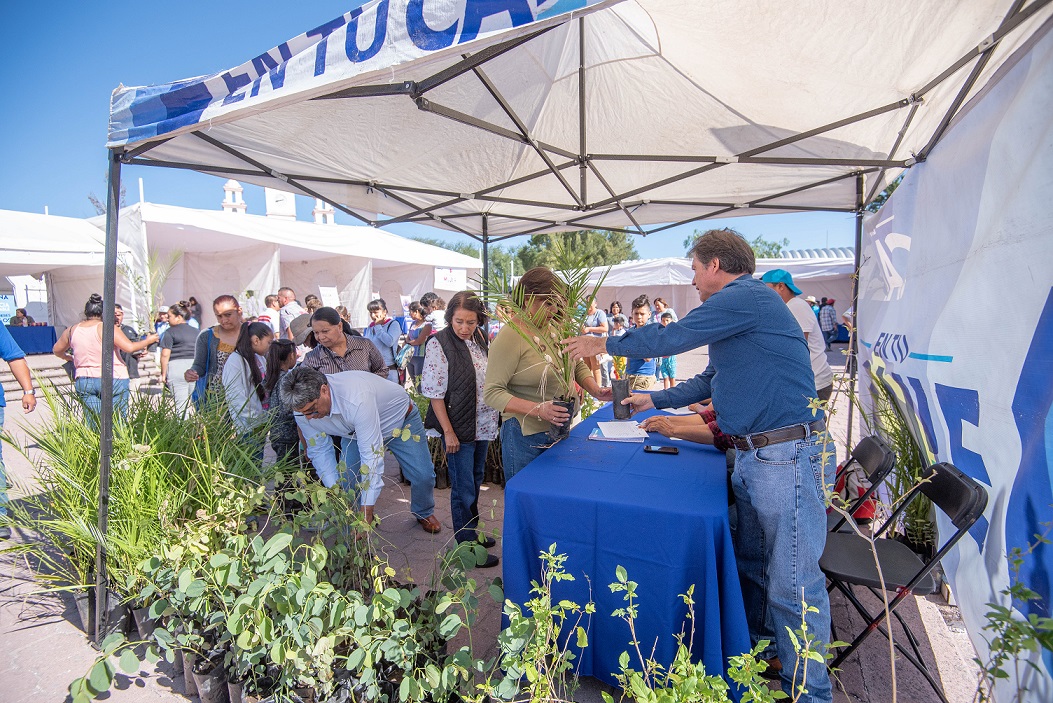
[483,267,610,481]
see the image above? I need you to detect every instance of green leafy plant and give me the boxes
[470,543,594,702]
[604,566,785,703]
[973,526,1053,703]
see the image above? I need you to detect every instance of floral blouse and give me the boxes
[421,336,499,441]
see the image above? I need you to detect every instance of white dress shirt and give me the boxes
[294,370,412,505]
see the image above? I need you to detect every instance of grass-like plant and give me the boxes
[476,241,609,434]
[2,382,277,604]
[857,368,937,552]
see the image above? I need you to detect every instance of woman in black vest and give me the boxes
[422,291,500,568]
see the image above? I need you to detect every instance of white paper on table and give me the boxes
[595,421,649,440]
[664,407,696,415]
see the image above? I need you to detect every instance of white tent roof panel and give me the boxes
[106,1,1051,237]
[0,209,132,278]
[105,203,482,270]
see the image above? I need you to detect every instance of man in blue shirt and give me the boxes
[0,324,37,540]
[625,298,657,391]
[564,229,834,703]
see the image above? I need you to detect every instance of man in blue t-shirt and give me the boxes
[563,229,834,703]
[0,324,37,540]
[625,299,656,391]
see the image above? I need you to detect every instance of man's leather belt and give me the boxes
[730,419,826,451]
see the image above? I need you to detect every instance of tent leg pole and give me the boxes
[481,214,490,292]
[845,172,864,453]
[96,149,122,644]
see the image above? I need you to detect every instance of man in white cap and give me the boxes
[761,270,835,401]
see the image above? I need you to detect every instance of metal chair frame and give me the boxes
[822,462,988,703]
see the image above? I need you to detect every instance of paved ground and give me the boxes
[0,345,981,702]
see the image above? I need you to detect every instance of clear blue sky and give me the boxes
[0,1,857,259]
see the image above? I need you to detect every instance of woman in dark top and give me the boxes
[159,302,198,418]
[184,294,243,408]
[264,339,300,464]
[421,291,501,567]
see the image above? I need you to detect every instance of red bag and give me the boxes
[829,460,877,523]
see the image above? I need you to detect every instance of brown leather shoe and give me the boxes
[417,515,442,534]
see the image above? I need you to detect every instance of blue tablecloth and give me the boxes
[7,325,57,355]
[503,405,750,688]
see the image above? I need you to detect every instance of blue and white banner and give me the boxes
[858,21,1053,701]
[108,0,611,146]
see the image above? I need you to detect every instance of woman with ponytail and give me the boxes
[53,293,158,423]
[222,321,274,457]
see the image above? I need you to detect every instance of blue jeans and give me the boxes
[75,376,130,428]
[500,417,550,482]
[822,328,838,349]
[731,429,834,703]
[338,410,436,519]
[445,439,489,543]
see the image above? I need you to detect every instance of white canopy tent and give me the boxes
[0,209,136,328]
[585,256,856,320]
[106,0,1051,241]
[89,202,482,328]
[92,1,1053,693]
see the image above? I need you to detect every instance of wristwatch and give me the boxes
[23,389,35,396]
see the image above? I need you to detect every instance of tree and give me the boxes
[682,229,789,259]
[865,173,903,213]
[515,230,638,272]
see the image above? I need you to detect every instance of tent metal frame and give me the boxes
[93,0,1047,641]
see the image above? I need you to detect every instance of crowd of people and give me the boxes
[8,227,847,702]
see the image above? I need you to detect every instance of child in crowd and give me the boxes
[405,301,428,386]
[625,300,656,391]
[428,295,448,333]
[608,314,628,380]
[658,311,677,389]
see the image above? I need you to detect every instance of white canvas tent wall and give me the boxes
[855,21,1053,697]
[95,0,1053,688]
[0,209,136,329]
[91,202,482,328]
[585,256,856,319]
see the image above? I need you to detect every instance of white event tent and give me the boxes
[586,256,856,319]
[93,1,1053,695]
[87,202,482,328]
[0,209,137,327]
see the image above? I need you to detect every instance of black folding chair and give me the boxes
[820,462,988,703]
[828,435,896,533]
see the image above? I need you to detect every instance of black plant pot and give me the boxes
[547,397,576,441]
[73,588,128,639]
[611,379,631,420]
[192,656,229,703]
[227,679,245,703]
[132,606,155,639]
[182,651,200,697]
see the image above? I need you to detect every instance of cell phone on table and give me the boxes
[644,445,679,455]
